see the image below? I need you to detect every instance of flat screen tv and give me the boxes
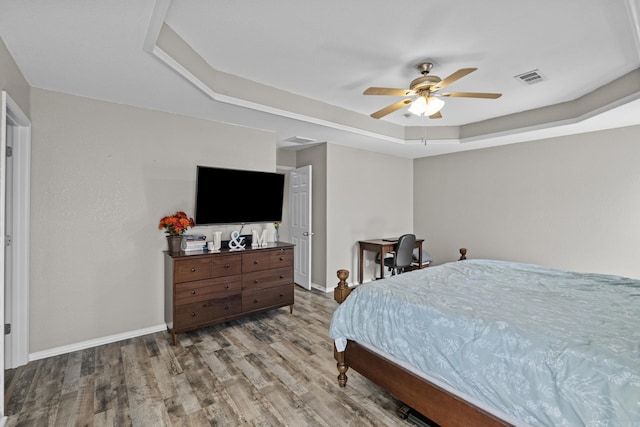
[195,166,285,225]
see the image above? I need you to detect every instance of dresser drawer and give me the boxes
[243,284,294,312]
[175,276,241,305]
[242,267,293,291]
[175,295,242,329]
[174,257,211,283]
[269,248,293,267]
[210,295,242,321]
[242,251,271,273]
[211,254,242,277]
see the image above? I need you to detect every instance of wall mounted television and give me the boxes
[195,166,285,225]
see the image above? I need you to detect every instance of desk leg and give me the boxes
[379,248,385,279]
[359,245,364,284]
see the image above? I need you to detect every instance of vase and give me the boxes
[274,229,279,242]
[166,235,182,253]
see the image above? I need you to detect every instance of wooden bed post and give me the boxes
[334,269,352,303]
[335,348,348,387]
[334,269,351,387]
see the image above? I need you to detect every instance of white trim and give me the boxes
[149,31,407,146]
[0,91,7,419]
[311,282,331,293]
[624,0,640,59]
[142,0,171,53]
[28,324,167,362]
[155,2,411,158]
[4,94,31,369]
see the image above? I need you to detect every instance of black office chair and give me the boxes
[384,234,416,276]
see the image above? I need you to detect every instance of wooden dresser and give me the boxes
[164,242,294,344]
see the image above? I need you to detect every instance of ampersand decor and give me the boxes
[228,230,246,250]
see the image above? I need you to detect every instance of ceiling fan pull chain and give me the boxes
[421,113,427,145]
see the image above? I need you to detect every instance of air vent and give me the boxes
[283,136,317,144]
[514,69,547,86]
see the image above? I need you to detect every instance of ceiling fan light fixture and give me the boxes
[408,96,445,116]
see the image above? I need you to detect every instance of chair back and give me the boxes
[394,234,416,269]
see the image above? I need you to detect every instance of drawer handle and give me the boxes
[280,275,285,279]
[191,268,196,272]
[225,284,230,289]
[254,279,259,284]
[224,305,229,310]
[224,264,230,268]
[280,293,284,297]
[253,299,258,303]
[253,260,259,264]
[191,312,196,317]
[191,290,196,295]
[279,257,284,261]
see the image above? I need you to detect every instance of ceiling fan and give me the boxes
[363,62,502,119]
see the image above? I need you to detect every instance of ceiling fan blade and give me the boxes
[440,92,502,99]
[370,99,413,119]
[429,111,442,119]
[431,68,477,91]
[364,87,415,96]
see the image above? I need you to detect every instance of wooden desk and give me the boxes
[358,238,425,284]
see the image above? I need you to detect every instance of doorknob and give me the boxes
[303,232,314,236]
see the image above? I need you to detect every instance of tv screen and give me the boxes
[195,166,285,225]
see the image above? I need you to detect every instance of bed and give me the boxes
[329,257,640,427]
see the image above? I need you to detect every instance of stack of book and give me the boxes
[181,234,207,252]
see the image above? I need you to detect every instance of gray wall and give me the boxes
[414,125,640,279]
[293,143,414,288]
[29,88,276,352]
[296,144,328,287]
[326,144,413,285]
[0,36,29,114]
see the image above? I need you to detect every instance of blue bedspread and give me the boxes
[329,259,640,426]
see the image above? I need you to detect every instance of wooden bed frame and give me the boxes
[333,250,513,427]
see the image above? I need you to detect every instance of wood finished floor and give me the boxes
[4,287,415,426]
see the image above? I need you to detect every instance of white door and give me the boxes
[289,165,312,290]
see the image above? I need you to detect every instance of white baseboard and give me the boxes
[310,282,334,293]
[28,324,167,362]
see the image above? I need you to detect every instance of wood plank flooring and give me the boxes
[4,287,415,426]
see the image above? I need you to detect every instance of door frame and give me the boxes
[2,92,31,370]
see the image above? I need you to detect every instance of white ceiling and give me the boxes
[1,0,640,158]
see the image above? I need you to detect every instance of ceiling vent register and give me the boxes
[514,69,547,85]
[283,136,318,144]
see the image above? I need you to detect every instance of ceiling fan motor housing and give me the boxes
[410,75,440,92]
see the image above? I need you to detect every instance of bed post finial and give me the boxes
[334,269,352,304]
[459,248,467,260]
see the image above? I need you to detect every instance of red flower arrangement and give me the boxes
[158,211,195,236]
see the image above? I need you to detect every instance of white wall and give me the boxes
[414,125,640,279]
[29,88,276,352]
